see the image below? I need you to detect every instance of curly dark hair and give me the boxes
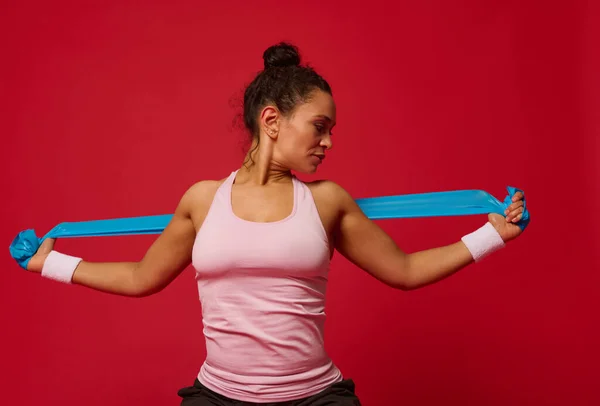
[241,42,332,165]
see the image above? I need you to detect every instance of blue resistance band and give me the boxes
[9,186,529,270]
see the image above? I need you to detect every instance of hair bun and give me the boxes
[263,42,301,69]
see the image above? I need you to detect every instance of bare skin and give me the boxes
[26,89,525,296]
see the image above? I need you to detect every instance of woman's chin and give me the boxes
[294,165,319,175]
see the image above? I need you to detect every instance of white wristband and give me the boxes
[461,222,505,262]
[41,251,82,284]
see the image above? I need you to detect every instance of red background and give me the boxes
[1,1,598,405]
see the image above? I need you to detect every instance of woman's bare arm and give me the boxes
[29,182,212,297]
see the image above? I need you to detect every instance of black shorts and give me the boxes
[177,378,362,406]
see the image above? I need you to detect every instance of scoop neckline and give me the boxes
[227,170,298,225]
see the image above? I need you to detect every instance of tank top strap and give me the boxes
[225,170,238,187]
[215,170,238,200]
[290,174,300,212]
[292,175,313,211]
[200,171,238,227]
[291,176,328,242]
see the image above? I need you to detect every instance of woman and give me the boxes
[26,42,526,405]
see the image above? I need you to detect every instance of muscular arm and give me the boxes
[330,182,475,290]
[70,184,203,297]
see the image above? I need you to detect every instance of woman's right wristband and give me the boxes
[41,251,83,284]
[461,222,506,262]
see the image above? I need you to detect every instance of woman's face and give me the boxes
[273,89,336,174]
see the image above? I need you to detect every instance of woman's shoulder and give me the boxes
[175,176,230,229]
[306,178,342,192]
[181,177,227,206]
[305,179,355,210]
[173,175,228,214]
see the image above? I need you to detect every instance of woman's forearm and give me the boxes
[404,241,475,290]
[72,261,143,297]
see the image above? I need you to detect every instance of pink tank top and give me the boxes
[191,170,343,402]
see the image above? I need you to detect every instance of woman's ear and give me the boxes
[260,105,280,140]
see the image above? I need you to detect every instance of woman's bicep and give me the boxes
[332,184,410,289]
[134,187,199,295]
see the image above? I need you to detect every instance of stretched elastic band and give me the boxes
[9,186,529,270]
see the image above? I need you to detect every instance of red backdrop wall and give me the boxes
[2,1,598,405]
